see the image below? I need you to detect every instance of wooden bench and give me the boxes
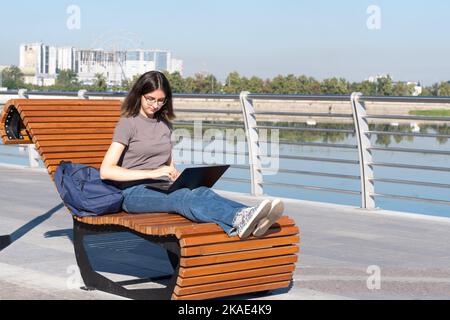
[0,98,300,300]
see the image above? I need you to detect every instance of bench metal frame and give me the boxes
[73,220,181,300]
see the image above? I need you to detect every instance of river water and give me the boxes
[1,123,449,218]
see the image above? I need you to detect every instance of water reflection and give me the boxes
[174,121,450,147]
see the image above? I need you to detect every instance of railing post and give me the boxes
[78,89,88,99]
[18,89,40,168]
[351,92,375,209]
[239,91,264,196]
[18,89,28,99]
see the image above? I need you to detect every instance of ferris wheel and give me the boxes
[87,30,145,82]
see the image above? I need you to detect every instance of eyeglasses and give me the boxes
[143,95,167,107]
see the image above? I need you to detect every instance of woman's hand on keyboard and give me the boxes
[152,165,180,181]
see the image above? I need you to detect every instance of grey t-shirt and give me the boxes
[113,113,173,171]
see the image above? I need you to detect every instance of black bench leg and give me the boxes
[73,219,180,300]
[0,235,11,251]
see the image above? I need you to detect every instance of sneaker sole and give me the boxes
[238,199,272,239]
[253,199,284,237]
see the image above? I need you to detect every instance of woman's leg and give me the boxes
[189,186,248,209]
[121,184,178,213]
[169,186,248,236]
[121,185,249,236]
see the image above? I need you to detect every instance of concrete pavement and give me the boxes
[1,165,449,300]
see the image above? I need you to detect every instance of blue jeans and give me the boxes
[121,185,248,236]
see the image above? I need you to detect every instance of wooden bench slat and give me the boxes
[30,128,115,135]
[22,111,121,117]
[175,218,296,243]
[180,225,299,247]
[48,161,102,174]
[36,134,114,141]
[141,223,200,236]
[91,213,131,225]
[28,122,117,129]
[1,136,33,145]
[132,214,190,223]
[24,117,120,124]
[175,216,295,238]
[37,139,112,147]
[172,281,291,300]
[180,245,299,267]
[42,149,108,159]
[13,99,121,106]
[181,235,300,257]
[19,105,121,111]
[116,213,184,227]
[115,213,182,225]
[45,158,105,166]
[174,273,293,296]
[179,255,298,278]
[39,143,109,155]
[80,214,198,236]
[176,265,296,287]
[46,162,102,170]
[137,221,198,235]
[133,217,191,230]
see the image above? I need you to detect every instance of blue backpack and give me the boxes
[54,161,124,217]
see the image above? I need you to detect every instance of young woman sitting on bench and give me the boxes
[100,71,284,239]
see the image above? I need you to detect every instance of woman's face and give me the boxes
[140,89,167,118]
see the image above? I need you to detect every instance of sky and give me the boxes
[0,0,449,85]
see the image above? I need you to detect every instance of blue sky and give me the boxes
[0,0,449,85]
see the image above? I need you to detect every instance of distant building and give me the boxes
[366,74,423,96]
[366,74,391,83]
[170,59,184,75]
[76,49,123,86]
[19,43,183,87]
[19,43,56,86]
[407,81,422,96]
[57,47,77,72]
[123,50,154,81]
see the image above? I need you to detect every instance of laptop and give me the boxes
[144,164,230,194]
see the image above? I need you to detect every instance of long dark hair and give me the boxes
[121,71,176,123]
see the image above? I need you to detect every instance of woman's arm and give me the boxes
[165,153,181,179]
[100,142,168,181]
[166,153,175,167]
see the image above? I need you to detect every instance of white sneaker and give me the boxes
[253,198,285,237]
[233,199,272,239]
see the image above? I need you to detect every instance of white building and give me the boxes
[57,47,76,72]
[76,49,182,86]
[76,49,123,86]
[121,50,156,82]
[170,59,184,75]
[367,74,392,83]
[20,43,51,85]
[19,43,184,87]
[406,82,422,96]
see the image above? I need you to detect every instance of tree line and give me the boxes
[2,65,450,96]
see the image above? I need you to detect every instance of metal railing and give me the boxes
[1,89,450,211]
